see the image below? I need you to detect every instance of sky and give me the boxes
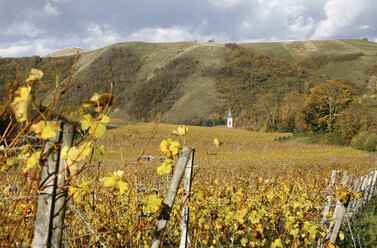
[0,0,377,57]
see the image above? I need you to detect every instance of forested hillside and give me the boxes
[0,40,376,129]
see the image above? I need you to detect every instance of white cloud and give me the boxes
[83,23,123,50]
[209,0,244,9]
[127,27,194,42]
[0,37,81,58]
[311,0,368,39]
[358,25,370,30]
[0,44,34,57]
[284,6,315,39]
[5,22,44,38]
[44,2,61,16]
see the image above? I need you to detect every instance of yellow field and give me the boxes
[100,123,375,180]
[1,123,376,247]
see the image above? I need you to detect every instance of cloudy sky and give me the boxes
[1,0,377,57]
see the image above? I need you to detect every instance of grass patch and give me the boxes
[241,42,295,63]
[340,39,377,55]
[337,195,377,247]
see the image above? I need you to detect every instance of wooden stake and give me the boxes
[33,122,74,248]
[150,148,193,248]
[179,149,195,248]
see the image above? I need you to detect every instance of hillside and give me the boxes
[1,39,376,125]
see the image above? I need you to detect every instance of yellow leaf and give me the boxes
[325,241,335,248]
[159,139,180,157]
[11,86,31,122]
[249,210,261,224]
[157,159,173,175]
[82,93,113,112]
[25,68,43,85]
[103,170,128,194]
[81,114,92,131]
[24,151,41,172]
[173,125,189,136]
[142,194,162,213]
[41,123,61,140]
[100,114,110,124]
[234,208,248,224]
[117,180,128,194]
[31,121,61,140]
[214,137,223,147]
[104,176,117,188]
[339,231,344,241]
[90,123,106,138]
[159,139,171,156]
[271,238,283,248]
[169,140,180,156]
[240,237,248,247]
[96,145,106,155]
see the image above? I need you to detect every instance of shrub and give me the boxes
[351,131,377,152]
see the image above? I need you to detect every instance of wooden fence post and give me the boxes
[179,149,195,248]
[355,175,368,212]
[327,171,349,242]
[369,170,377,200]
[322,170,337,224]
[347,177,361,214]
[150,147,193,248]
[33,121,74,248]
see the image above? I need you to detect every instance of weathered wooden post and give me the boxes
[327,171,349,242]
[179,149,195,248]
[369,170,377,200]
[347,177,361,214]
[33,121,74,248]
[355,175,368,211]
[151,147,193,248]
[322,170,337,224]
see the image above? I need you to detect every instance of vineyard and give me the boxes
[0,64,377,247]
[1,118,377,247]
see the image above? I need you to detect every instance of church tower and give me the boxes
[227,108,233,128]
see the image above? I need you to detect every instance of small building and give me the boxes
[227,108,233,128]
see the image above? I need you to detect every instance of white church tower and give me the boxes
[227,108,233,128]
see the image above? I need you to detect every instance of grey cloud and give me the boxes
[0,0,377,57]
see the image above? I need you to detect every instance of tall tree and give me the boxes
[301,80,351,133]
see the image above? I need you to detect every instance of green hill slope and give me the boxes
[1,39,376,125]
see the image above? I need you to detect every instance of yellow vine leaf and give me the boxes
[11,86,31,122]
[25,68,43,85]
[173,125,188,136]
[325,241,335,248]
[68,181,92,202]
[271,238,283,248]
[159,138,180,157]
[81,114,93,131]
[61,142,92,175]
[96,145,106,155]
[249,210,261,224]
[24,151,41,172]
[103,170,128,194]
[30,121,61,140]
[82,93,113,112]
[81,114,108,138]
[157,158,173,175]
[214,137,223,147]
[142,194,162,213]
[234,208,248,224]
[240,237,248,247]
[339,231,344,241]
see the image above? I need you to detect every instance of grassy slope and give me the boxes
[4,39,376,123]
[242,39,377,91]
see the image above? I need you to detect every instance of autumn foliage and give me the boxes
[300,80,352,133]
